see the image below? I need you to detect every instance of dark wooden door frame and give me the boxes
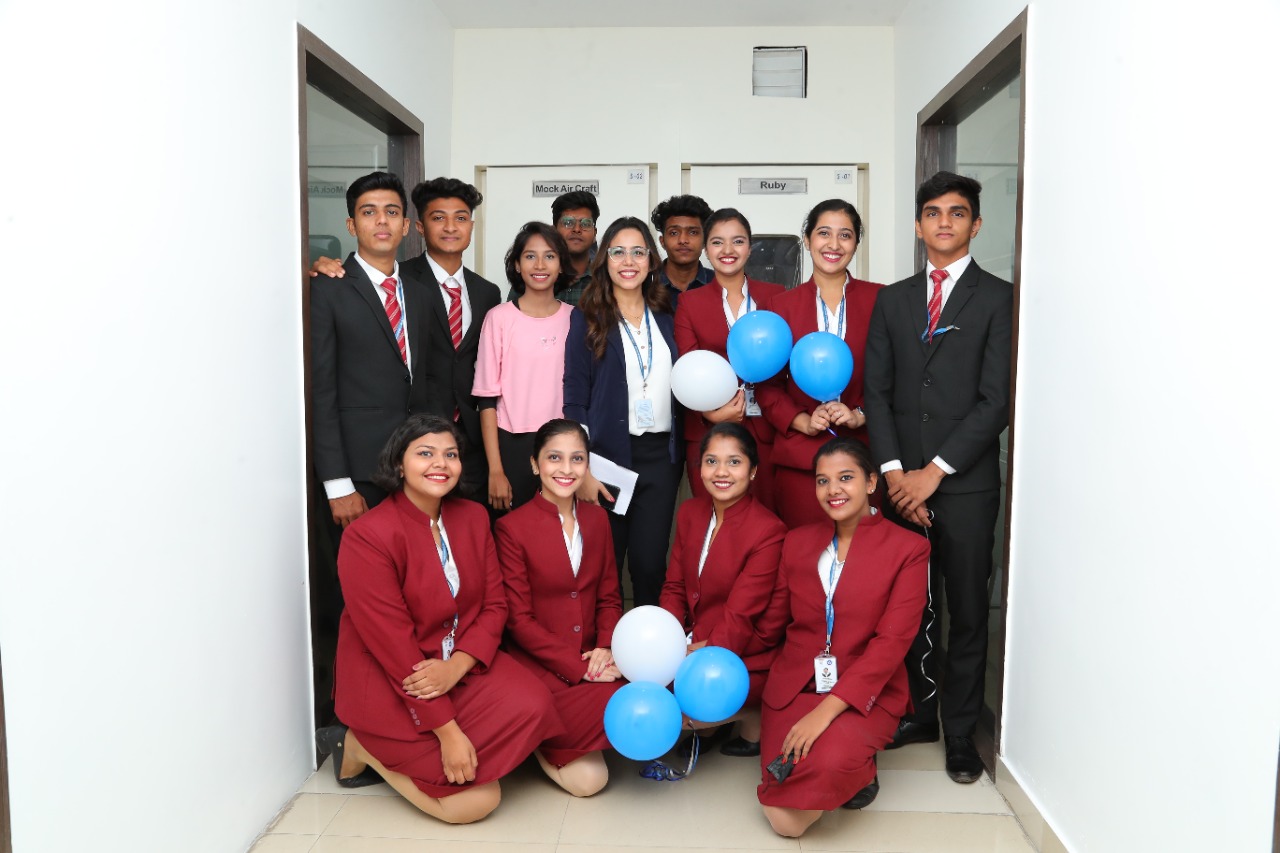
[914,8,1027,774]
[297,24,425,731]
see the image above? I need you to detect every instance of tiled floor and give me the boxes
[252,740,1035,852]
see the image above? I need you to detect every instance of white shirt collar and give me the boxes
[354,252,399,288]
[426,253,464,287]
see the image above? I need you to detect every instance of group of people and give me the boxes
[308,169,1012,838]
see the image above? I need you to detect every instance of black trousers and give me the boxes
[498,428,539,510]
[607,432,681,607]
[887,487,1000,738]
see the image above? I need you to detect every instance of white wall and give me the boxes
[895,1,1279,850]
[0,1,450,851]
[450,27,899,285]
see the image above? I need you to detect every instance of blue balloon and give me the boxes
[789,331,854,403]
[674,646,750,724]
[604,682,683,760]
[726,310,793,383]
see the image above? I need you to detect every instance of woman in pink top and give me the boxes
[473,221,576,513]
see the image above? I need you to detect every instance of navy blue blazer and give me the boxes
[562,307,683,467]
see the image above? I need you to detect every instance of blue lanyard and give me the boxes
[392,277,406,341]
[824,535,843,651]
[820,290,846,339]
[620,306,654,385]
[434,521,458,599]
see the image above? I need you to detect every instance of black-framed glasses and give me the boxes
[605,246,650,260]
[558,216,596,230]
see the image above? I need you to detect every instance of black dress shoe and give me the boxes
[841,774,879,809]
[885,719,940,749]
[719,736,761,757]
[316,725,383,788]
[944,736,983,783]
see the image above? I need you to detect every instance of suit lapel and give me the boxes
[459,270,488,352]
[923,262,980,365]
[345,255,401,358]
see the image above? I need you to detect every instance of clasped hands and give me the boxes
[403,652,475,700]
[582,647,622,682]
[794,402,865,436]
[884,465,945,528]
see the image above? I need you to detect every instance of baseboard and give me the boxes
[995,756,1069,852]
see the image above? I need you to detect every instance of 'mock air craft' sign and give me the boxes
[533,180,600,197]
[738,178,807,195]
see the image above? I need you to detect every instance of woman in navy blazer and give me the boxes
[659,423,785,756]
[754,437,928,838]
[316,414,562,825]
[673,209,785,512]
[756,199,882,528]
[495,419,626,797]
[563,216,682,607]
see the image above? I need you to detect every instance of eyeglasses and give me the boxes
[605,246,651,261]
[558,216,596,230]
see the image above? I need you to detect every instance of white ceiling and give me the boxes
[431,0,911,29]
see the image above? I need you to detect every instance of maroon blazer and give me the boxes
[756,512,929,718]
[755,277,882,470]
[658,495,786,671]
[494,495,622,687]
[335,493,507,738]
[673,277,786,451]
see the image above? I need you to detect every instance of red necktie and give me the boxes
[926,268,947,344]
[381,278,407,364]
[443,279,463,348]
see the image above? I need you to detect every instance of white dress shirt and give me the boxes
[427,253,473,339]
[619,308,674,436]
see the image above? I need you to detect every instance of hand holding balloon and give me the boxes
[671,352,739,412]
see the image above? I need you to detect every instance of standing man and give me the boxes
[403,177,502,504]
[650,194,714,306]
[862,172,1012,784]
[552,190,599,306]
[310,171,430,529]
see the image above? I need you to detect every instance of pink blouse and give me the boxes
[472,301,573,433]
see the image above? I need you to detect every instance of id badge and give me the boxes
[634,398,656,428]
[814,654,838,693]
[744,386,762,418]
[441,632,455,661]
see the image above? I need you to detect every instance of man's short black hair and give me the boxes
[650,194,713,233]
[345,172,407,218]
[411,177,483,220]
[915,171,982,221]
[552,190,600,223]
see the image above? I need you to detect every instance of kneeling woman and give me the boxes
[659,422,785,756]
[317,414,562,824]
[755,438,929,838]
[494,419,626,796]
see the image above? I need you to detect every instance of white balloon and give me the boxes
[670,351,739,412]
[610,606,688,687]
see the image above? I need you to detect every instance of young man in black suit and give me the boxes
[310,171,431,529]
[401,177,501,504]
[863,172,1013,784]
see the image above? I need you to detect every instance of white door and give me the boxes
[686,164,867,284]
[477,164,657,293]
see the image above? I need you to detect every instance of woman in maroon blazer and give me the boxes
[316,414,562,824]
[659,422,786,757]
[494,418,626,797]
[755,437,929,838]
[674,208,785,511]
[756,199,882,528]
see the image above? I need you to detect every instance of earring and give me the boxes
[397,468,404,478]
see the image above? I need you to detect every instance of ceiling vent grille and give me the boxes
[752,46,807,98]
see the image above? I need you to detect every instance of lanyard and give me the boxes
[620,306,654,388]
[434,520,460,637]
[819,288,846,339]
[391,277,407,341]
[823,535,844,652]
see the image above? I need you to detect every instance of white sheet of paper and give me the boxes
[589,452,639,516]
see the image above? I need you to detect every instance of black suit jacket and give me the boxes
[863,259,1012,494]
[310,254,432,484]
[401,255,502,450]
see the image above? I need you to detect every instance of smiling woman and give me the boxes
[563,217,682,607]
[316,414,563,825]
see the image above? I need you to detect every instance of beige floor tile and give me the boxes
[559,847,796,853]
[315,838,555,853]
[798,811,1034,853]
[867,770,1011,815]
[249,835,318,853]
[557,751,798,850]
[301,758,399,796]
[323,760,569,843]
[268,793,348,835]
[875,743,947,772]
